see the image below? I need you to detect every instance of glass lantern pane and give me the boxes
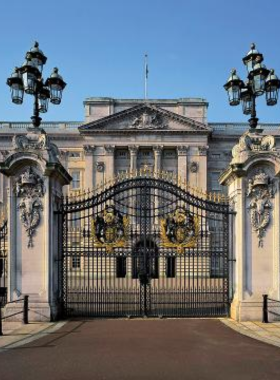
[50,84,62,105]
[266,87,278,106]
[38,97,49,113]
[253,74,265,95]
[246,59,254,74]
[11,85,24,105]
[22,72,37,94]
[242,98,253,115]
[228,86,240,106]
[31,58,43,73]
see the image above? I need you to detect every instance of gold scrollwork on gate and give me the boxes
[91,205,129,253]
[160,208,199,253]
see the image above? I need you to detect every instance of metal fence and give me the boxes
[0,296,29,336]
[262,294,280,323]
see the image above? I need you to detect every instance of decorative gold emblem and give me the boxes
[91,206,129,253]
[160,208,199,253]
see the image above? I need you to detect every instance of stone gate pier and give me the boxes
[0,128,71,321]
[220,130,280,321]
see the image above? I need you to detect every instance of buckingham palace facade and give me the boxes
[1,97,280,321]
[0,96,279,204]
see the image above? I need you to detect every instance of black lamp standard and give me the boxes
[224,43,280,131]
[6,42,66,128]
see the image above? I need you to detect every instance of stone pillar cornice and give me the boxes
[177,145,189,156]
[104,145,115,155]
[198,146,208,156]
[153,145,164,155]
[128,145,139,155]
[83,145,96,155]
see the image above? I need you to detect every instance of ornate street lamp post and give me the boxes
[7,42,66,128]
[224,43,280,131]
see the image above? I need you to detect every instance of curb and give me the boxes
[220,319,280,349]
[0,321,67,352]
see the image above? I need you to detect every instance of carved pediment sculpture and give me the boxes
[129,112,168,130]
[15,167,45,248]
[247,169,275,247]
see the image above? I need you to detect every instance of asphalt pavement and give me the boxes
[0,319,280,380]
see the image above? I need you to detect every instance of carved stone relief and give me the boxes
[15,167,45,248]
[232,131,275,159]
[247,169,275,247]
[190,162,199,173]
[96,162,105,172]
[13,130,59,162]
[129,112,168,130]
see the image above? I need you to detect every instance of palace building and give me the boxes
[0,97,279,204]
[1,97,280,321]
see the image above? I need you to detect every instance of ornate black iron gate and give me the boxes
[58,173,232,318]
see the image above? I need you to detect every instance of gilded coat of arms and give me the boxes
[91,206,129,253]
[160,208,199,253]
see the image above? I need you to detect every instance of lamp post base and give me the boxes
[248,116,259,130]
[31,115,42,128]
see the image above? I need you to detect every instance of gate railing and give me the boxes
[65,169,229,204]
[262,294,280,323]
[58,172,234,318]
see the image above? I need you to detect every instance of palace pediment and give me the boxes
[79,104,210,135]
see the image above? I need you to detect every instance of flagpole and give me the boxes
[144,54,148,100]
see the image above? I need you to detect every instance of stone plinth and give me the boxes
[0,128,71,321]
[220,130,280,321]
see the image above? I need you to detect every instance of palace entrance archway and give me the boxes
[58,172,232,318]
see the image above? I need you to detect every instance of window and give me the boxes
[71,171,81,189]
[140,150,151,158]
[72,257,81,269]
[116,257,126,278]
[211,153,220,159]
[210,172,221,192]
[70,212,81,229]
[163,150,176,158]
[166,257,176,278]
[116,150,128,158]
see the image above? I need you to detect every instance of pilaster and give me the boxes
[83,145,95,189]
[104,145,115,181]
[153,145,163,173]
[177,146,188,183]
[129,145,139,172]
[197,145,208,191]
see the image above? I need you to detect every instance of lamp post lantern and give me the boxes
[6,42,66,128]
[224,43,280,131]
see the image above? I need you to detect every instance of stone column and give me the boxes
[220,131,280,321]
[129,145,139,172]
[197,146,208,191]
[177,146,188,183]
[0,129,71,321]
[83,145,95,190]
[153,145,163,173]
[104,145,115,182]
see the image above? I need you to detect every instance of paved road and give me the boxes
[1,319,280,380]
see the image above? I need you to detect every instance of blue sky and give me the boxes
[0,0,279,123]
